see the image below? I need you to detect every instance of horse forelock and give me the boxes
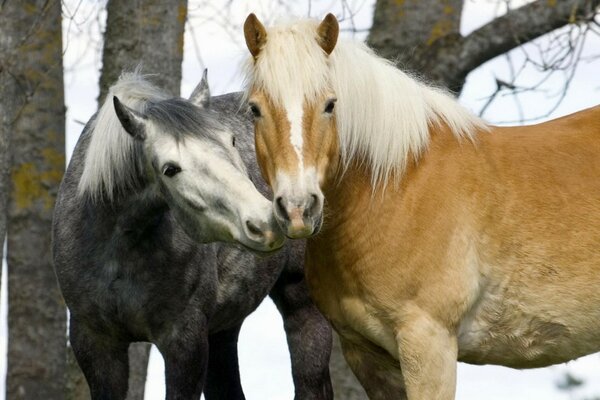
[145,98,225,145]
[243,19,331,108]
[78,72,167,202]
[78,71,235,203]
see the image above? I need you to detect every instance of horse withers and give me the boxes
[52,71,333,399]
[243,13,600,400]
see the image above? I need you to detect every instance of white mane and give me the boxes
[78,71,168,201]
[244,19,488,186]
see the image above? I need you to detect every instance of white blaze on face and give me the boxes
[284,97,304,173]
[274,167,321,204]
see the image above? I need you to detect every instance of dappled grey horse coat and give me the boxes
[53,88,333,399]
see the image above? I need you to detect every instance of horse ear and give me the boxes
[317,13,339,55]
[244,13,267,59]
[113,96,147,140]
[189,69,210,108]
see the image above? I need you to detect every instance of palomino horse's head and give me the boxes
[243,13,340,239]
[112,73,285,253]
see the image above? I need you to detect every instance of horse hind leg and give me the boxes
[339,336,407,400]
[69,318,130,400]
[203,324,245,400]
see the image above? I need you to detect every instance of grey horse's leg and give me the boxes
[158,312,209,400]
[69,317,130,400]
[269,249,334,400]
[203,324,245,400]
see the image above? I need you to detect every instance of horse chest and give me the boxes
[210,246,282,329]
[305,245,399,358]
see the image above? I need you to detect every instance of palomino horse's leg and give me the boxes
[158,313,209,400]
[203,324,245,400]
[339,336,407,400]
[69,318,129,400]
[269,246,334,400]
[395,311,458,400]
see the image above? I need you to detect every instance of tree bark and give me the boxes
[2,0,67,398]
[98,0,188,103]
[0,0,22,298]
[65,1,188,398]
[367,0,464,73]
[367,0,600,92]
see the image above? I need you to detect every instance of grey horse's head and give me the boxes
[112,72,285,253]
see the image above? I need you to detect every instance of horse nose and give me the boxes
[305,194,319,218]
[244,218,283,250]
[245,219,264,239]
[274,193,322,238]
[275,196,289,221]
[275,194,320,220]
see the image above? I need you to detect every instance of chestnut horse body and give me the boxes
[243,14,600,399]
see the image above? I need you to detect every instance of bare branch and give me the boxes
[458,0,600,75]
[419,0,600,91]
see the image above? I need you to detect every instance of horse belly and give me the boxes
[457,282,600,368]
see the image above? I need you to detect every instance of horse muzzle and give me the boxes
[273,193,323,239]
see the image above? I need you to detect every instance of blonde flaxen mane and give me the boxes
[244,18,488,186]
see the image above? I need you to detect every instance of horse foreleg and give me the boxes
[269,263,333,400]
[395,311,458,400]
[69,318,130,400]
[203,324,245,400]
[158,312,209,400]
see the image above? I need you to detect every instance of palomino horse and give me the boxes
[242,13,600,400]
[53,71,333,399]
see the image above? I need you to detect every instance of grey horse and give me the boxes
[52,71,333,400]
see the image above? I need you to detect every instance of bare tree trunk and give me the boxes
[2,0,67,398]
[367,0,599,92]
[367,0,464,89]
[66,1,188,398]
[367,0,463,67]
[0,0,22,299]
[98,0,188,102]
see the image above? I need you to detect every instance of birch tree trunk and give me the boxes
[2,0,67,398]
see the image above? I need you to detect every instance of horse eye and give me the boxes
[324,98,337,114]
[232,136,236,147]
[162,163,182,178]
[249,103,262,118]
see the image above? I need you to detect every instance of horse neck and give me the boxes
[319,161,380,240]
[116,181,168,226]
[88,174,167,240]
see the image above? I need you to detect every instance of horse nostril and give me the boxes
[275,196,289,221]
[305,194,320,217]
[246,220,263,238]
